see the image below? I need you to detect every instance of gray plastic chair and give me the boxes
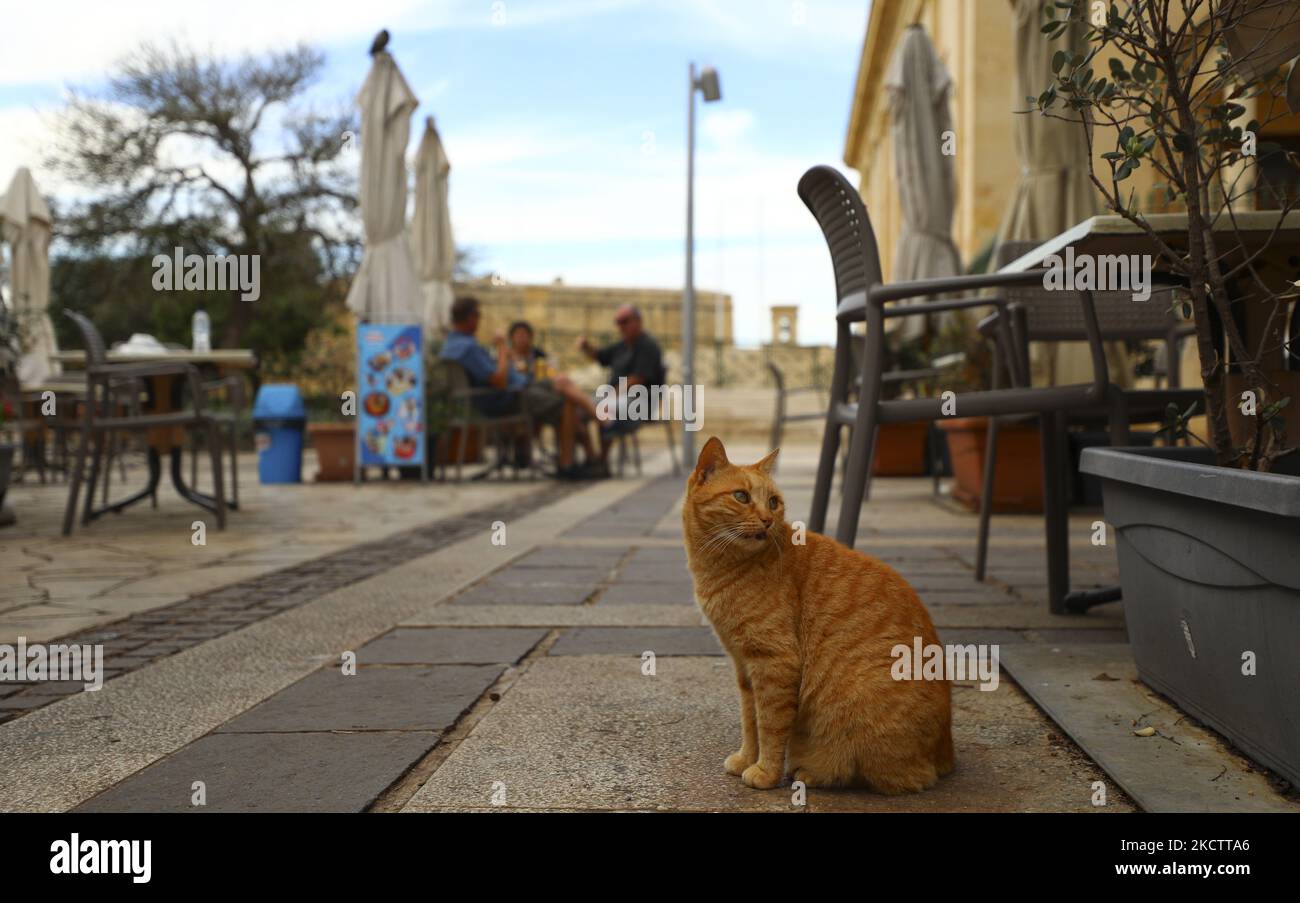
[799,164,1126,614]
[436,359,537,482]
[973,242,1202,609]
[766,362,825,471]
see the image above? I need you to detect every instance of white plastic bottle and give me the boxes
[192,307,211,353]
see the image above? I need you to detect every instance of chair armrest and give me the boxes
[866,269,1052,307]
[201,375,245,407]
[89,360,206,410]
[840,292,1009,321]
[976,311,1002,337]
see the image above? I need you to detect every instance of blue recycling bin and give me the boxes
[252,384,306,484]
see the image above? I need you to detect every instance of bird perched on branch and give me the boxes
[369,29,390,55]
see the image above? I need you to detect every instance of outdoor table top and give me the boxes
[51,348,258,369]
[999,209,1300,273]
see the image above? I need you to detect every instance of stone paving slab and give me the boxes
[1024,628,1128,644]
[403,656,791,812]
[76,731,440,813]
[549,627,722,657]
[919,587,1026,606]
[0,454,559,646]
[402,655,1132,813]
[215,664,504,733]
[926,602,1123,630]
[999,644,1300,813]
[0,482,578,725]
[508,547,627,569]
[902,574,1006,591]
[489,565,612,586]
[562,476,682,539]
[453,580,600,606]
[358,627,548,665]
[625,546,689,562]
[399,604,706,628]
[0,472,655,812]
[615,561,692,583]
[939,628,1029,646]
[596,582,696,606]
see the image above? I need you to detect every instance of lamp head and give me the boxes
[696,66,721,102]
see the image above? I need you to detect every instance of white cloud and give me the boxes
[0,0,650,87]
[0,0,869,349]
[444,107,858,347]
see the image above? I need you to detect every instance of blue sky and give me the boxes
[0,0,872,345]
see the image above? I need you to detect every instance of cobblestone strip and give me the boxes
[0,483,578,724]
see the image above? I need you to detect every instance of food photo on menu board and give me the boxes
[357,323,425,469]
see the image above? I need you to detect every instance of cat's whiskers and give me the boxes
[699,522,749,556]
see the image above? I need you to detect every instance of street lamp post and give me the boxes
[683,62,720,468]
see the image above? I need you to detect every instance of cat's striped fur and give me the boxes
[683,437,954,792]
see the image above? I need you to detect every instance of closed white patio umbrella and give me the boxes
[885,25,963,341]
[410,116,455,336]
[998,0,1128,386]
[345,45,421,322]
[1,167,60,386]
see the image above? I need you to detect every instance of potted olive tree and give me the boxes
[1040,0,1300,784]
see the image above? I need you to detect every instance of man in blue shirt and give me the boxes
[441,297,526,417]
[440,296,593,476]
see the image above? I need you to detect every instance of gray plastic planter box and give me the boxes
[1080,446,1300,787]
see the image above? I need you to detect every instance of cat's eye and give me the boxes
[732,490,750,504]
[768,496,780,510]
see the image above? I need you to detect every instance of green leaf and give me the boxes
[1053,50,1069,73]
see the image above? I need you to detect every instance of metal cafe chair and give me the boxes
[437,359,537,482]
[973,241,1201,609]
[61,310,227,536]
[798,164,1129,614]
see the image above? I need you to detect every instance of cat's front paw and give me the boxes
[724,750,756,776]
[741,762,782,790]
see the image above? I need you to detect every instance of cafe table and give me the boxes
[995,210,1300,611]
[1000,210,1300,370]
[50,348,258,520]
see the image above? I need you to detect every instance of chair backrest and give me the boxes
[766,361,786,393]
[63,310,107,368]
[994,241,1178,342]
[797,165,885,309]
[438,358,473,394]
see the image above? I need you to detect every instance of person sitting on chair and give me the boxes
[575,304,665,466]
[505,320,603,478]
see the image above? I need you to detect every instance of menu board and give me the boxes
[356,323,425,469]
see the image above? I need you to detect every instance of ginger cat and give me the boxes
[682,437,953,793]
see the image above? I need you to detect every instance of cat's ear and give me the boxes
[692,436,729,485]
[754,448,780,474]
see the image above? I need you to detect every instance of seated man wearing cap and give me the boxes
[575,304,666,468]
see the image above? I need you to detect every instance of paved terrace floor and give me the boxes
[0,443,1293,812]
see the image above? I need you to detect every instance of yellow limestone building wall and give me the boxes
[844,0,1185,274]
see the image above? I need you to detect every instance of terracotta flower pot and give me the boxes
[307,423,355,482]
[872,421,931,476]
[938,416,1043,513]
